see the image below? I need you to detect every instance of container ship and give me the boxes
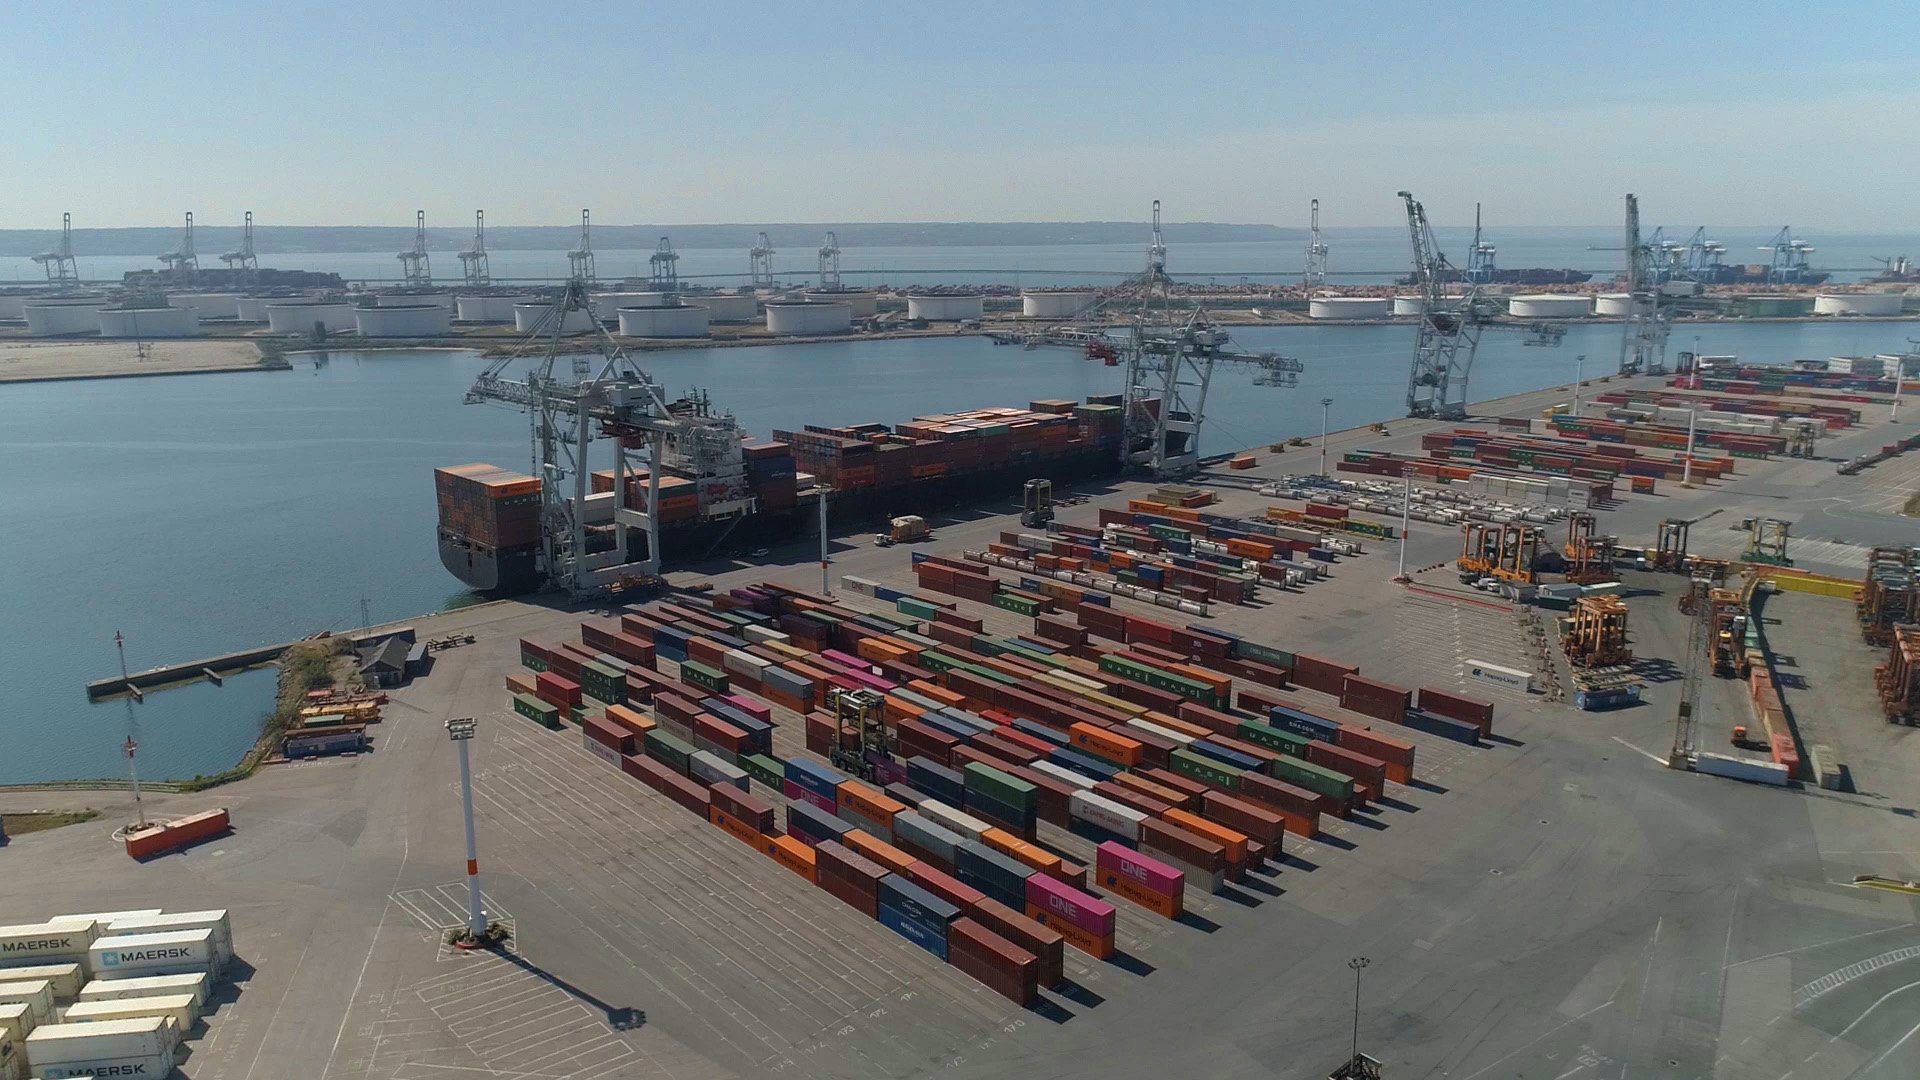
[437,395,1129,595]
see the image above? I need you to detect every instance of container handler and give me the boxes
[1020,478,1055,528]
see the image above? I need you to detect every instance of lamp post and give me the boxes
[819,487,832,596]
[1319,398,1334,477]
[1571,353,1585,417]
[1682,405,1697,487]
[1395,468,1413,583]
[446,717,488,942]
[1348,956,1371,1064]
[115,632,148,830]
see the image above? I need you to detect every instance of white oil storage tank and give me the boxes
[1391,296,1427,316]
[166,293,239,320]
[355,303,452,337]
[264,300,356,334]
[455,294,530,323]
[765,300,852,335]
[0,292,45,320]
[1022,290,1098,318]
[1592,293,1650,317]
[513,303,597,334]
[1814,293,1904,316]
[594,291,672,312]
[618,304,710,338]
[233,295,284,322]
[690,292,758,323]
[376,291,454,309]
[804,288,878,318]
[1507,294,1591,318]
[906,293,984,321]
[1309,296,1391,319]
[99,307,200,338]
[23,298,107,335]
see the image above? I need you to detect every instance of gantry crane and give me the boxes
[458,211,490,286]
[568,209,596,284]
[219,211,259,285]
[649,236,679,291]
[1400,190,1482,419]
[1303,200,1329,288]
[1563,512,1617,584]
[1761,227,1817,285]
[1117,200,1303,476]
[159,212,198,285]
[1670,576,1711,767]
[31,213,78,286]
[465,278,755,596]
[749,232,776,288]
[1466,202,1496,284]
[398,210,431,285]
[818,231,842,289]
[1618,194,1670,376]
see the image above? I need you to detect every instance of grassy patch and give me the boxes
[2,810,100,837]
[1904,491,1920,517]
[176,637,352,793]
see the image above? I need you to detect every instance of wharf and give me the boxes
[85,624,416,701]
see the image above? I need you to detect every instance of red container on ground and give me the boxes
[946,918,1040,1006]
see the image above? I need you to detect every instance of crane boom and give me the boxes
[1400,191,1482,419]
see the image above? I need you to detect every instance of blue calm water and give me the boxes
[3,319,1914,782]
[7,226,1917,286]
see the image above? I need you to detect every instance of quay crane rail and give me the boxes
[465,278,755,597]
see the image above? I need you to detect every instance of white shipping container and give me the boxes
[917,799,991,841]
[1068,791,1146,841]
[0,1001,34,1045]
[104,911,232,965]
[741,625,788,646]
[87,928,215,978]
[77,973,209,1010]
[722,649,770,677]
[1139,842,1223,895]
[50,912,161,928]
[1029,760,1096,791]
[61,993,199,1032]
[1125,717,1195,747]
[0,982,53,1026]
[686,751,747,789]
[839,575,879,596]
[1465,659,1534,694]
[1694,752,1790,786]
[0,963,81,1001]
[25,1016,178,1079]
[0,923,96,970]
[1,1032,20,1080]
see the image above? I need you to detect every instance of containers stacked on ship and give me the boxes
[435,464,543,594]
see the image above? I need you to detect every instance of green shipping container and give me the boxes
[964,762,1038,809]
[1269,755,1356,803]
[520,649,549,673]
[1233,639,1296,670]
[1171,747,1243,791]
[743,753,786,789]
[897,597,940,620]
[993,592,1041,616]
[1236,719,1312,757]
[581,661,626,705]
[512,693,562,730]
[645,729,695,775]
[680,660,731,694]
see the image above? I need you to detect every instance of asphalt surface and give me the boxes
[5,374,1919,1080]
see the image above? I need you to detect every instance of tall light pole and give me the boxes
[123,735,147,830]
[1570,353,1585,417]
[1319,397,1334,477]
[115,632,148,830]
[1348,956,1370,1064]
[445,717,487,942]
[1395,468,1413,582]
[1682,405,1697,487]
[818,487,832,596]
[1895,340,1916,424]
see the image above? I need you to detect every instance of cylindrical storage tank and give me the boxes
[690,292,759,323]
[1022,289,1098,318]
[1814,293,1903,316]
[264,301,356,334]
[1507,294,1591,318]
[906,293,985,320]
[355,303,453,337]
[23,299,108,335]
[1308,296,1392,319]
[618,304,711,338]
[166,293,239,320]
[233,295,280,322]
[1391,296,1427,316]
[0,293,41,320]
[376,292,454,309]
[455,294,531,323]
[594,291,673,311]
[765,300,852,335]
[804,289,878,318]
[1739,295,1814,317]
[1592,293,1650,317]
[513,303,597,334]
[99,307,200,338]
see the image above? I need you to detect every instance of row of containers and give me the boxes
[503,575,1497,1005]
[1425,429,1733,494]
[1686,364,1907,399]
[773,399,1126,492]
[0,907,234,1079]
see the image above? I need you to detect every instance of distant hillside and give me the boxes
[0,221,1292,257]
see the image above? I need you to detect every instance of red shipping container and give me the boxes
[946,917,1039,1007]
[1109,770,1197,811]
[816,839,887,919]
[1417,686,1495,737]
[903,859,987,913]
[1292,654,1357,697]
[1201,791,1287,847]
[1304,741,1387,803]
[536,671,582,709]
[1340,674,1414,724]
[1238,772,1326,835]
[967,897,1065,989]
[1334,724,1416,784]
[694,713,751,757]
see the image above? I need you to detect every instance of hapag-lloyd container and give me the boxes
[1022,872,1116,937]
[1068,790,1146,841]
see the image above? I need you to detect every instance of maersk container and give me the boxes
[24,1016,179,1079]
[87,928,215,978]
[1694,752,1790,786]
[0,980,54,1025]
[77,971,210,1009]
[1399,708,1481,745]
[0,922,96,970]
[1068,790,1146,841]
[0,961,82,1000]
[52,912,159,927]
[62,991,199,1032]
[0,999,31,1045]
[101,912,233,969]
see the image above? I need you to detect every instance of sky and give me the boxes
[5,1,1915,230]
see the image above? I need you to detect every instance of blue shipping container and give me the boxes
[788,802,850,843]
[1268,705,1340,742]
[1011,718,1069,747]
[1188,739,1264,773]
[785,758,846,801]
[1401,708,1482,744]
[1048,746,1123,782]
[878,901,951,960]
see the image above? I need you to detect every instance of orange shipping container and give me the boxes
[910,680,968,709]
[842,830,918,875]
[1025,903,1117,959]
[1069,722,1144,767]
[763,834,819,883]
[605,704,656,737]
[1163,808,1247,864]
[980,827,1063,876]
[837,780,907,826]
[709,805,768,850]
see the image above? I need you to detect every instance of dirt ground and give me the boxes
[0,339,271,382]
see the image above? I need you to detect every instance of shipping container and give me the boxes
[0,981,54,1026]
[23,1016,179,1080]
[61,992,199,1033]
[0,923,97,969]
[0,962,82,1001]
[75,971,210,1010]
[87,928,216,978]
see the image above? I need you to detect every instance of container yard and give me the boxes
[7,371,1920,1078]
